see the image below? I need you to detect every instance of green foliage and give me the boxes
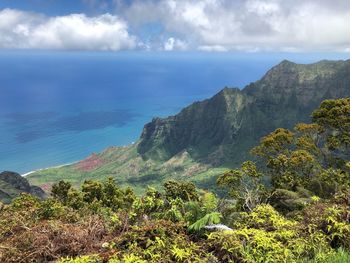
[270,188,311,213]
[252,128,294,158]
[112,220,210,262]
[80,178,136,212]
[66,188,85,209]
[230,98,350,213]
[207,204,333,263]
[132,186,164,217]
[312,98,350,150]
[208,228,296,263]
[58,255,102,263]
[51,180,72,204]
[310,168,350,198]
[10,193,40,210]
[317,248,350,263]
[37,198,65,219]
[162,198,185,222]
[188,212,221,232]
[200,191,219,213]
[301,201,350,250]
[82,180,104,203]
[218,161,266,211]
[164,180,199,201]
[117,254,147,263]
[1,176,349,263]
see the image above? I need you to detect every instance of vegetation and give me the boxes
[1,98,349,262]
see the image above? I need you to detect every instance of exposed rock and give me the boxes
[204,224,233,231]
[0,171,46,203]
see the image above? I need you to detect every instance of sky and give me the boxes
[0,0,350,52]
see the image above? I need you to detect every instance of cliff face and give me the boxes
[138,60,350,166]
[138,88,249,162]
[0,171,46,203]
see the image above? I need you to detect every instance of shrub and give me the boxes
[188,212,221,232]
[270,188,311,213]
[37,198,66,219]
[164,180,199,202]
[58,255,102,263]
[111,220,209,262]
[0,216,108,262]
[301,202,350,250]
[52,180,72,204]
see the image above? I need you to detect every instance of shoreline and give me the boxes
[21,161,78,177]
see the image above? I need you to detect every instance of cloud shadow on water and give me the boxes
[5,109,140,143]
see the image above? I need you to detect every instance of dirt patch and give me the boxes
[39,183,53,193]
[75,154,104,172]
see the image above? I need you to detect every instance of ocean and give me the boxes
[0,51,348,174]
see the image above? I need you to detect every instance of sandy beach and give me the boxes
[21,162,78,177]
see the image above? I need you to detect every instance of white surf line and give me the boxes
[21,161,78,177]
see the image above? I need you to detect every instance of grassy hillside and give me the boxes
[28,143,229,194]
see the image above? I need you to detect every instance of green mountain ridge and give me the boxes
[27,59,350,193]
[0,171,46,203]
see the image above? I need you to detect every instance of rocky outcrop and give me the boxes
[0,171,46,203]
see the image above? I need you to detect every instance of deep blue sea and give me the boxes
[0,51,348,174]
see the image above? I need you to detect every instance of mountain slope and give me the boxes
[27,59,350,192]
[0,171,46,203]
[138,59,350,165]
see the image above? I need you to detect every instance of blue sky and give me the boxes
[0,0,350,52]
[0,0,111,15]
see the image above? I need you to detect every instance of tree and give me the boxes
[163,180,198,202]
[101,177,124,210]
[312,98,350,147]
[217,161,266,211]
[81,180,103,203]
[312,98,350,167]
[51,180,72,204]
[251,128,294,159]
[250,99,350,191]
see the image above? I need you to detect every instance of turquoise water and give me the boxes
[0,51,348,173]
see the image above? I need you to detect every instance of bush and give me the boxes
[205,204,335,262]
[270,188,311,213]
[0,215,108,262]
[37,198,66,219]
[58,255,102,263]
[111,220,210,262]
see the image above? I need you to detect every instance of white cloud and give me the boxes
[121,0,350,52]
[2,1,350,52]
[163,37,188,51]
[198,45,228,52]
[0,8,137,51]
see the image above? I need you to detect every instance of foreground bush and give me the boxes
[1,189,349,262]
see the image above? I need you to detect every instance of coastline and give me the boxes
[21,161,78,177]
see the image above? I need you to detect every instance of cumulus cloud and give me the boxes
[163,37,188,51]
[0,8,137,51]
[120,0,350,52]
[2,0,350,52]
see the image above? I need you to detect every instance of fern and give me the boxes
[188,212,222,232]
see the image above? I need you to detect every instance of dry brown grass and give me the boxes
[0,215,110,263]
